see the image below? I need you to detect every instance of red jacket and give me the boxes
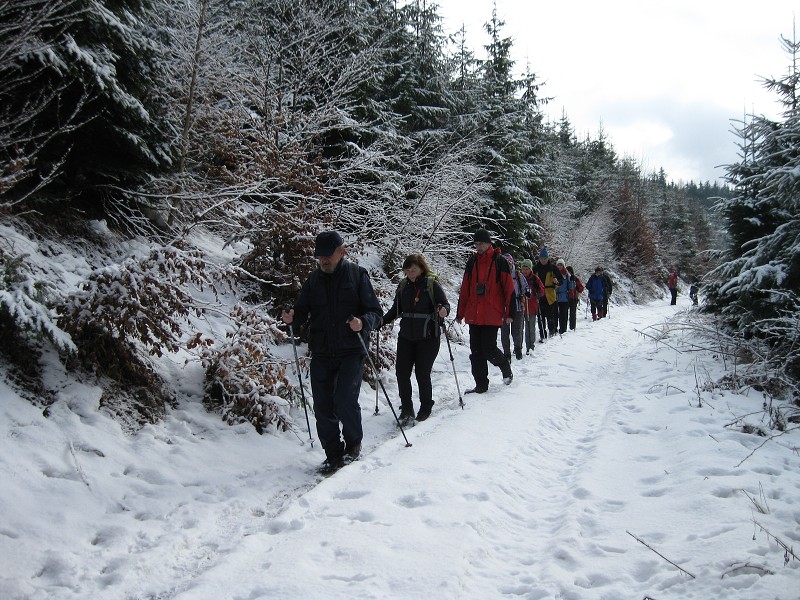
[522,272,545,316]
[457,248,514,326]
[668,272,678,289]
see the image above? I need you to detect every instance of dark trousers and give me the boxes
[547,301,559,335]
[558,301,569,334]
[540,300,558,336]
[670,288,678,305]
[568,299,578,330]
[395,336,440,413]
[590,298,604,319]
[310,354,364,458]
[468,325,509,389]
[537,304,547,340]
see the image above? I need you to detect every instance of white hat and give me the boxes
[556,258,565,266]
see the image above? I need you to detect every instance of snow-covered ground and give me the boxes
[2,296,799,599]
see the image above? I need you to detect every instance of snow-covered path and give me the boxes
[168,303,799,599]
[3,300,799,599]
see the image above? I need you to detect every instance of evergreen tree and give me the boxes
[1,0,172,214]
[706,32,800,381]
[475,6,543,253]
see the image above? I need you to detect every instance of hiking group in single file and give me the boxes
[282,229,613,472]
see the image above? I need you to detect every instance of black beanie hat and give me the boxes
[473,229,491,243]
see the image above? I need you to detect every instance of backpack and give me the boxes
[575,278,585,294]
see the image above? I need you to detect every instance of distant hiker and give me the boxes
[668,269,678,305]
[689,281,699,306]
[381,253,450,424]
[499,253,530,361]
[566,265,584,331]
[586,266,610,320]
[601,267,613,316]
[456,229,514,393]
[535,247,563,339]
[555,258,575,334]
[519,259,545,355]
[282,231,383,471]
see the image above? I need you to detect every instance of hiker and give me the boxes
[555,258,575,334]
[689,280,699,306]
[668,269,678,305]
[456,228,514,393]
[282,231,383,470]
[534,247,563,339]
[566,265,584,331]
[499,253,530,361]
[586,266,609,320]
[381,253,450,423]
[519,259,545,355]
[601,267,613,316]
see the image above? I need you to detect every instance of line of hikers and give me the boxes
[281,229,613,470]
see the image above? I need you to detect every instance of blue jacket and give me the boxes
[586,274,608,301]
[556,270,575,303]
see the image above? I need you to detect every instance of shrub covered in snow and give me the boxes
[193,304,292,434]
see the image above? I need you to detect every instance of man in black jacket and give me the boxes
[282,231,383,469]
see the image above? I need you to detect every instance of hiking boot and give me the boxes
[344,442,361,461]
[415,407,431,422]
[514,349,523,360]
[503,374,513,385]
[320,454,343,473]
[398,406,414,420]
[465,386,488,394]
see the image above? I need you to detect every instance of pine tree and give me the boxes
[474,6,543,253]
[1,0,172,213]
[706,32,800,381]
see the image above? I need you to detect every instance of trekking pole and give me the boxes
[373,331,380,416]
[536,304,546,341]
[287,321,314,448]
[347,316,412,447]
[440,315,465,409]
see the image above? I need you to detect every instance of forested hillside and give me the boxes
[1,0,797,431]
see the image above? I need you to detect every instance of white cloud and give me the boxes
[436,0,796,182]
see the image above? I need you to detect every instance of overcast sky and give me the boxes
[435,0,797,184]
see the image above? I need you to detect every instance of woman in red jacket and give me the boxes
[456,229,515,393]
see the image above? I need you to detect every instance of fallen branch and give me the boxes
[627,530,696,579]
[752,520,798,565]
[736,425,800,467]
[721,561,773,579]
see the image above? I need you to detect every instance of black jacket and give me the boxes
[383,275,450,341]
[292,259,383,356]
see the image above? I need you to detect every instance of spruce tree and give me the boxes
[706,32,800,381]
[1,0,172,214]
[475,6,543,253]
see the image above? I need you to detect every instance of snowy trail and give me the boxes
[171,309,665,599]
[4,299,800,600]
